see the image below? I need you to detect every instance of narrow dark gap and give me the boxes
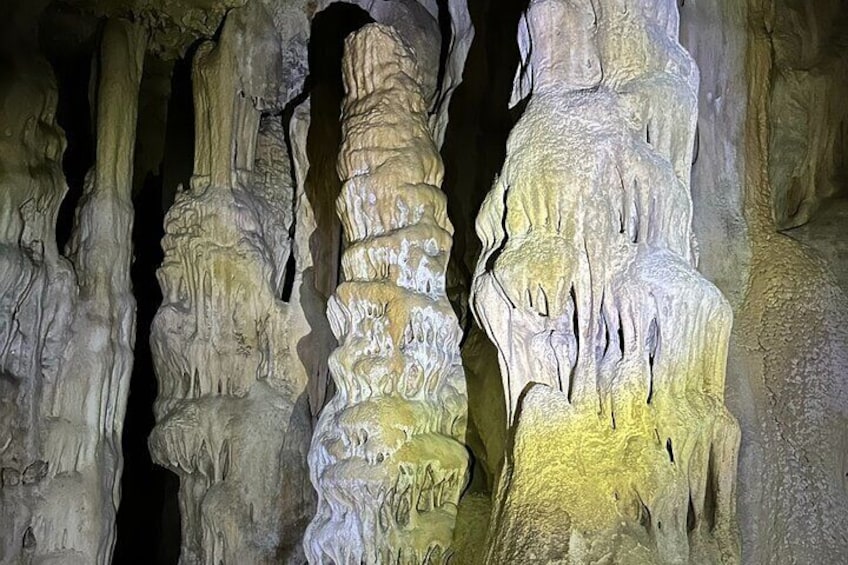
[306,2,373,297]
[297,3,374,413]
[687,493,697,533]
[440,0,529,300]
[280,252,297,303]
[703,450,718,532]
[113,51,193,565]
[304,2,373,298]
[434,0,452,106]
[639,500,652,531]
[51,49,94,253]
[647,318,659,404]
[567,285,579,403]
[617,313,626,359]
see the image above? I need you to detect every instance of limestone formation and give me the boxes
[470,1,740,562]
[723,1,848,561]
[0,18,144,564]
[767,0,848,229]
[2,0,848,562]
[304,24,469,564]
[147,4,313,563]
[284,0,473,417]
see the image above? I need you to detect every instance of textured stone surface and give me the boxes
[727,2,848,561]
[1,0,846,562]
[147,4,313,563]
[679,0,752,308]
[470,1,740,562]
[0,18,143,564]
[785,197,848,293]
[767,0,848,229]
[304,24,469,564]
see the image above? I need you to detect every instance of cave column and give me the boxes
[148,4,314,563]
[470,0,740,562]
[0,17,146,564]
[54,17,146,561]
[304,24,469,564]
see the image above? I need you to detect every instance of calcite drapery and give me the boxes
[304,24,469,564]
[470,0,740,562]
[148,3,313,563]
[0,19,144,564]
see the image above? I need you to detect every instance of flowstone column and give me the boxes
[304,24,469,564]
[0,19,144,564]
[148,4,313,563]
[471,1,740,563]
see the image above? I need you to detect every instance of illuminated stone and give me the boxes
[304,24,469,564]
[470,1,741,561]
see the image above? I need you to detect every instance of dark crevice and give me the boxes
[639,500,652,531]
[441,0,529,292]
[280,252,296,303]
[568,285,579,403]
[687,494,697,533]
[433,0,452,112]
[647,318,659,404]
[704,450,718,532]
[692,123,700,164]
[617,312,625,359]
[113,50,193,565]
[304,3,373,297]
[51,48,94,253]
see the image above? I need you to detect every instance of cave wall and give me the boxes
[0,0,847,563]
[681,0,848,563]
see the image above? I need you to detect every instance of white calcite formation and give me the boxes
[147,3,313,563]
[470,1,740,562]
[304,24,469,564]
[0,19,144,564]
[283,0,472,419]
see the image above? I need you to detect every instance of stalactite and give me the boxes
[147,3,314,563]
[304,24,469,564]
[470,1,740,562]
[0,18,144,564]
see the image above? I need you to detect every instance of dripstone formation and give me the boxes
[147,4,312,564]
[471,0,740,561]
[304,24,469,564]
[0,18,144,564]
[1,0,847,564]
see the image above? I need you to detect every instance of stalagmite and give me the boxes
[304,24,469,564]
[148,4,313,563]
[470,1,740,562]
[0,18,144,564]
[283,0,473,419]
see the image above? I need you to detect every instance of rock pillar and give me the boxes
[304,24,469,564]
[470,1,740,562]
